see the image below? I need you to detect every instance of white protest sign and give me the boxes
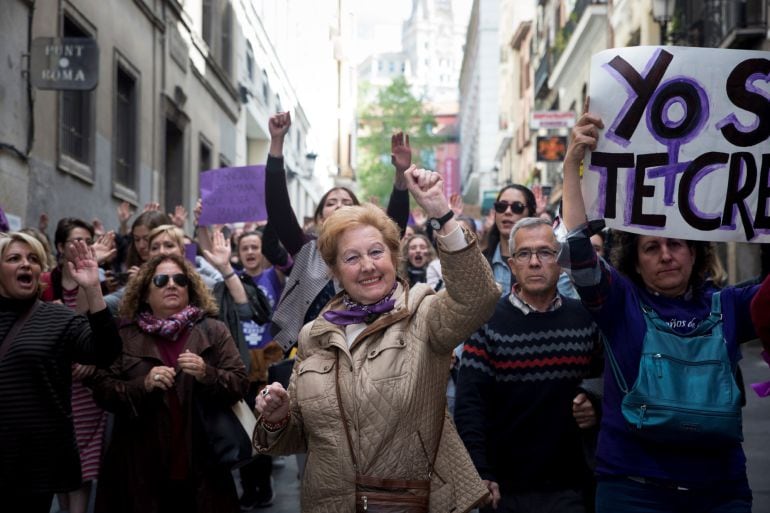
[584,46,770,242]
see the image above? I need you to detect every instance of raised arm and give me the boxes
[65,241,122,366]
[562,100,604,232]
[265,112,307,256]
[404,166,499,352]
[203,228,248,304]
[386,132,411,235]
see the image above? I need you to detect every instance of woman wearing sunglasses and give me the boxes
[88,254,248,513]
[482,185,537,295]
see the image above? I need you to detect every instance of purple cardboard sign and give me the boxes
[184,243,198,264]
[199,165,266,225]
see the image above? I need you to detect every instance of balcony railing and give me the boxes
[552,0,608,63]
[679,0,767,48]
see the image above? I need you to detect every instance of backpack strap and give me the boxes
[602,333,629,394]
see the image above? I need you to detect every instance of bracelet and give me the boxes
[222,270,236,281]
[261,415,290,432]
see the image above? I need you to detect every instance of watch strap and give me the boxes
[430,210,454,229]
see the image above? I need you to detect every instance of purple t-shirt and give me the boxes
[241,267,282,349]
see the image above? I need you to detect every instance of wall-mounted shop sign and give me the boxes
[30,37,99,91]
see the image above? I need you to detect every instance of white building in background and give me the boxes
[356,0,469,107]
[357,52,411,104]
[402,0,466,109]
[458,0,499,206]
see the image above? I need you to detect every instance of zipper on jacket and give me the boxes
[654,353,662,378]
[362,495,368,511]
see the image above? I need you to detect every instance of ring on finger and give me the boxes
[261,388,269,397]
[154,374,161,381]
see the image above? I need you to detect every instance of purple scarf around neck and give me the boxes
[137,305,204,340]
[323,283,398,326]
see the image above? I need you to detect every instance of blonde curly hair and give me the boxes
[119,254,218,319]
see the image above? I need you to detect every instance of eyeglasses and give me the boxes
[152,273,189,288]
[66,237,94,246]
[512,248,558,264]
[494,201,527,215]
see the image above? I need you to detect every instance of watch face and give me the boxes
[429,219,440,230]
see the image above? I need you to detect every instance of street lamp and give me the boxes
[652,0,676,45]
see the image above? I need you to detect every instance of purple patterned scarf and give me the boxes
[323,283,398,326]
[137,305,204,340]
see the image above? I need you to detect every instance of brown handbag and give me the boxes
[335,353,441,513]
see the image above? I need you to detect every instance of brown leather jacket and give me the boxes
[255,234,500,513]
[90,318,248,513]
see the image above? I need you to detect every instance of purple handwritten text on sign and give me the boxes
[199,165,266,225]
[585,47,770,243]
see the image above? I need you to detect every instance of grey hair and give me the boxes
[508,217,560,255]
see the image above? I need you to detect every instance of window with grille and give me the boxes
[60,15,93,167]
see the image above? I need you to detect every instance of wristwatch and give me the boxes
[428,210,454,230]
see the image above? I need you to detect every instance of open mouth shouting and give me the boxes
[16,271,36,291]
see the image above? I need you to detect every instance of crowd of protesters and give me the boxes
[1,108,770,513]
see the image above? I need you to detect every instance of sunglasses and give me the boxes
[152,273,189,288]
[493,201,527,215]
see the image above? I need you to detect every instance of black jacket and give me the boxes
[212,274,271,372]
[0,297,121,493]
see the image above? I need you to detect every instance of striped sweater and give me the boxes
[0,297,121,494]
[455,295,600,492]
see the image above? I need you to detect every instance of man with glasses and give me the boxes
[455,217,602,513]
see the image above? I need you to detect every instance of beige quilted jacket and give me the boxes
[254,234,500,513]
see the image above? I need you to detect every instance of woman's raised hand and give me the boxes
[256,382,290,423]
[391,132,412,171]
[202,228,232,273]
[565,98,604,172]
[269,112,291,140]
[562,98,604,231]
[404,166,449,219]
[67,240,101,290]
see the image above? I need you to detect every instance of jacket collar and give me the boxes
[309,278,414,352]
